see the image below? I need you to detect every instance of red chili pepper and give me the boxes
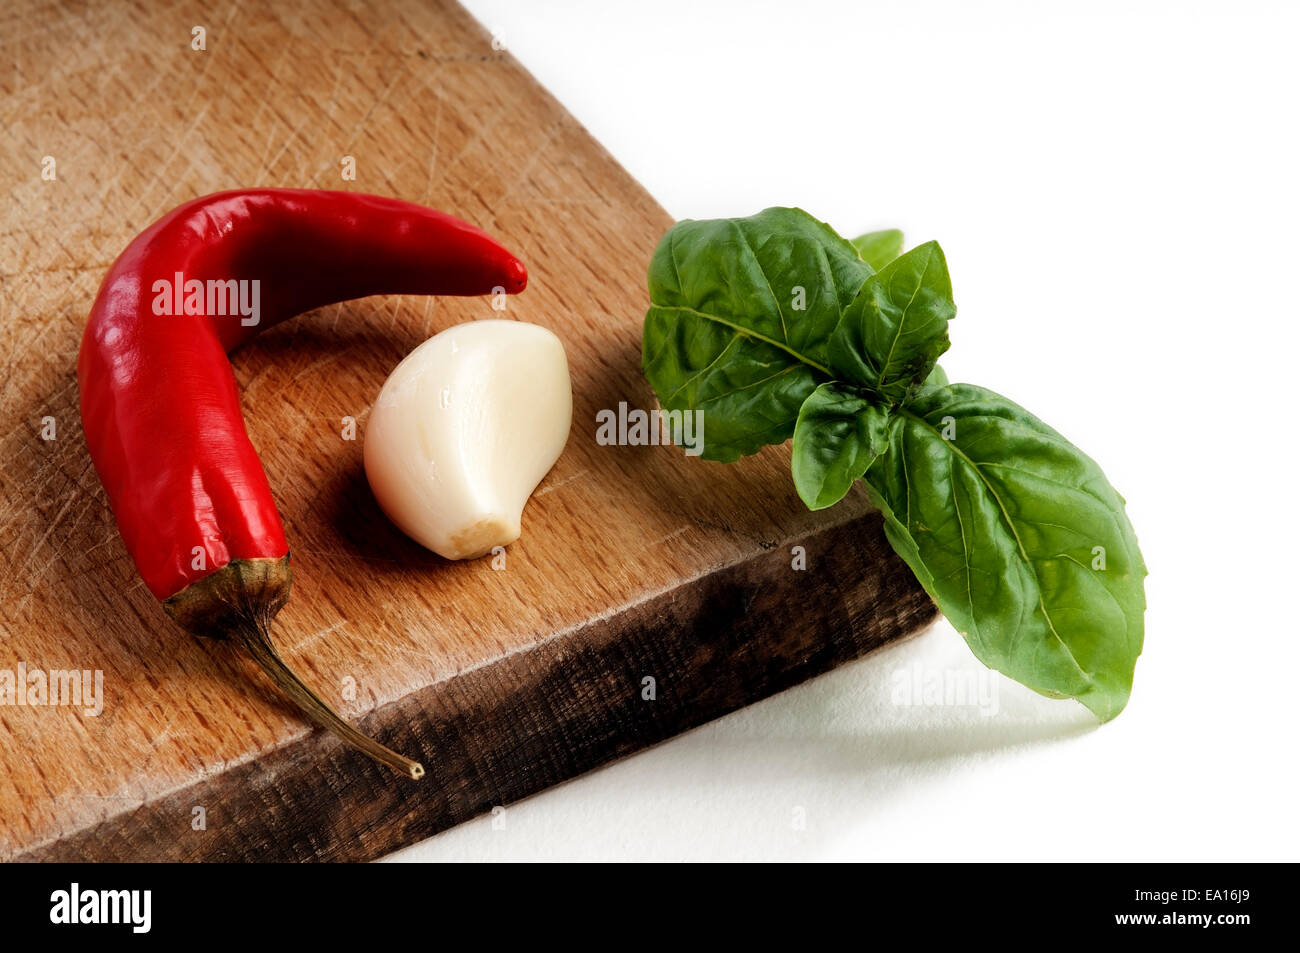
[77,189,528,779]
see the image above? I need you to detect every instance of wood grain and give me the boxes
[0,0,937,861]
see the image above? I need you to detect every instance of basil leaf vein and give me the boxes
[791,382,891,510]
[829,241,955,403]
[642,208,871,461]
[862,384,1146,720]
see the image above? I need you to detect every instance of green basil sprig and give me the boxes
[641,208,1146,720]
[850,228,903,271]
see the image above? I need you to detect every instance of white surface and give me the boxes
[385,0,1300,861]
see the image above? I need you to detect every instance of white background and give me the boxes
[387,0,1300,861]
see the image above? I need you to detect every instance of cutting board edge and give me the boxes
[12,508,938,862]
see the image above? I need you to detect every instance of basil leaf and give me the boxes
[642,208,871,462]
[923,364,949,388]
[828,241,955,403]
[791,383,891,510]
[851,228,903,271]
[862,384,1146,721]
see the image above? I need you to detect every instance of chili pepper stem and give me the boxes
[233,621,425,780]
[164,556,424,780]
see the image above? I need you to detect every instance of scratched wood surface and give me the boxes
[0,0,937,861]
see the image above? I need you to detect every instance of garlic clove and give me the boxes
[363,320,572,559]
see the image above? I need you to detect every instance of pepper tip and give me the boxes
[504,257,527,294]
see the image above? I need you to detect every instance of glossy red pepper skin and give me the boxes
[78,189,527,601]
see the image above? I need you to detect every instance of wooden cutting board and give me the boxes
[0,0,936,861]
